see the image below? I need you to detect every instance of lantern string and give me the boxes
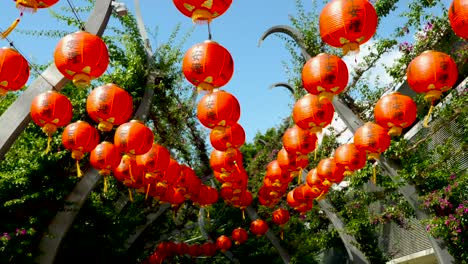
[66,0,85,30]
[207,23,212,40]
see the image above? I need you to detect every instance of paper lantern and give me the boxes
[449,0,468,39]
[90,141,121,192]
[319,0,378,55]
[183,40,234,91]
[354,122,391,161]
[54,31,109,88]
[317,158,345,185]
[197,90,240,128]
[114,120,154,157]
[210,123,245,152]
[334,143,366,176]
[374,92,417,136]
[231,227,248,245]
[201,242,217,257]
[276,148,308,173]
[216,235,232,252]
[250,219,269,236]
[283,125,318,156]
[86,83,133,131]
[302,53,349,102]
[173,0,232,24]
[0,47,29,95]
[210,149,243,175]
[293,93,335,133]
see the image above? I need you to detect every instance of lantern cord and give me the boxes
[76,160,83,178]
[423,103,434,128]
[207,22,212,40]
[45,135,52,154]
[103,176,108,193]
[145,184,151,200]
[128,189,134,202]
[66,0,85,30]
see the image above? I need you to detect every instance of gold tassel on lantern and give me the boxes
[103,176,109,193]
[423,103,435,128]
[1,18,21,39]
[145,184,151,200]
[128,188,134,202]
[372,162,377,184]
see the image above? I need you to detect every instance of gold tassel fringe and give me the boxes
[1,19,20,39]
[423,104,434,128]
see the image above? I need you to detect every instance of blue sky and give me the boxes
[1,1,448,143]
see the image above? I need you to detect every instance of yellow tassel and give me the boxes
[45,135,52,154]
[242,209,245,220]
[103,176,108,193]
[76,160,83,177]
[372,163,377,184]
[423,104,434,128]
[207,209,210,220]
[297,168,302,184]
[1,18,21,39]
[314,149,317,161]
[145,184,150,200]
[16,0,38,12]
[280,229,284,240]
[128,189,134,202]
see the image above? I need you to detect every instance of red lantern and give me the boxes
[406,51,458,127]
[302,53,349,102]
[210,123,245,152]
[354,122,391,161]
[295,201,314,214]
[319,0,378,55]
[114,120,154,157]
[54,31,109,88]
[250,219,269,237]
[188,244,202,257]
[197,90,240,128]
[161,159,181,186]
[231,190,252,210]
[277,148,308,173]
[0,47,29,95]
[283,125,318,156]
[374,92,417,137]
[293,93,335,133]
[173,242,189,255]
[449,0,468,39]
[136,144,171,179]
[317,158,345,185]
[198,185,219,206]
[305,168,329,198]
[231,227,248,245]
[265,160,292,185]
[210,149,243,175]
[162,187,186,207]
[90,141,121,192]
[201,242,217,257]
[272,208,290,226]
[113,157,145,196]
[175,165,201,196]
[183,40,234,91]
[62,121,100,177]
[173,0,233,24]
[86,83,133,132]
[293,184,320,203]
[15,0,59,10]
[286,190,301,209]
[216,235,232,252]
[334,144,366,176]
[30,91,73,152]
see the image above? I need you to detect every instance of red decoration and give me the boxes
[30,91,73,152]
[216,235,232,252]
[302,53,349,102]
[187,244,202,257]
[283,125,318,156]
[374,92,417,136]
[197,90,240,128]
[173,242,189,255]
[114,120,154,157]
[113,157,145,190]
[317,158,345,185]
[277,148,308,173]
[0,47,29,95]
[136,144,171,179]
[265,160,292,185]
[354,122,391,161]
[319,0,378,55]
[305,168,329,200]
[272,208,290,226]
[173,0,233,24]
[209,149,243,175]
[293,184,320,203]
[198,185,219,206]
[232,227,248,245]
[86,83,133,132]
[334,144,366,176]
[183,40,234,91]
[201,242,217,257]
[162,159,181,186]
[15,0,59,9]
[210,123,245,152]
[54,31,109,88]
[250,219,269,236]
[449,0,468,39]
[293,93,335,133]
[286,190,301,209]
[62,121,100,177]
[90,141,121,192]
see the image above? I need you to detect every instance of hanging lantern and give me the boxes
[334,144,366,176]
[283,125,318,156]
[449,0,468,39]
[183,40,234,91]
[198,185,219,207]
[2,1,59,38]
[231,227,248,245]
[54,31,109,88]
[173,0,233,24]
[30,91,73,152]
[210,149,243,175]
[201,242,217,257]
[161,158,181,187]
[113,157,145,191]
[175,165,201,198]
[277,148,308,174]
[162,187,186,207]
[286,190,301,209]
[317,158,345,185]
[187,244,202,257]
[265,160,293,186]
[374,92,417,136]
[293,93,335,133]
[90,141,121,192]
[0,47,30,95]
[293,184,320,204]
[136,144,171,179]
[114,120,154,158]
[174,242,189,256]
[216,235,232,252]
[210,123,245,152]
[250,219,269,237]
[86,83,133,132]
[258,185,277,207]
[197,90,240,128]
[305,168,329,199]
[406,50,458,127]
[354,122,391,161]
[62,121,100,177]
[319,0,378,55]
[295,201,314,214]
[272,208,290,240]
[302,53,349,102]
